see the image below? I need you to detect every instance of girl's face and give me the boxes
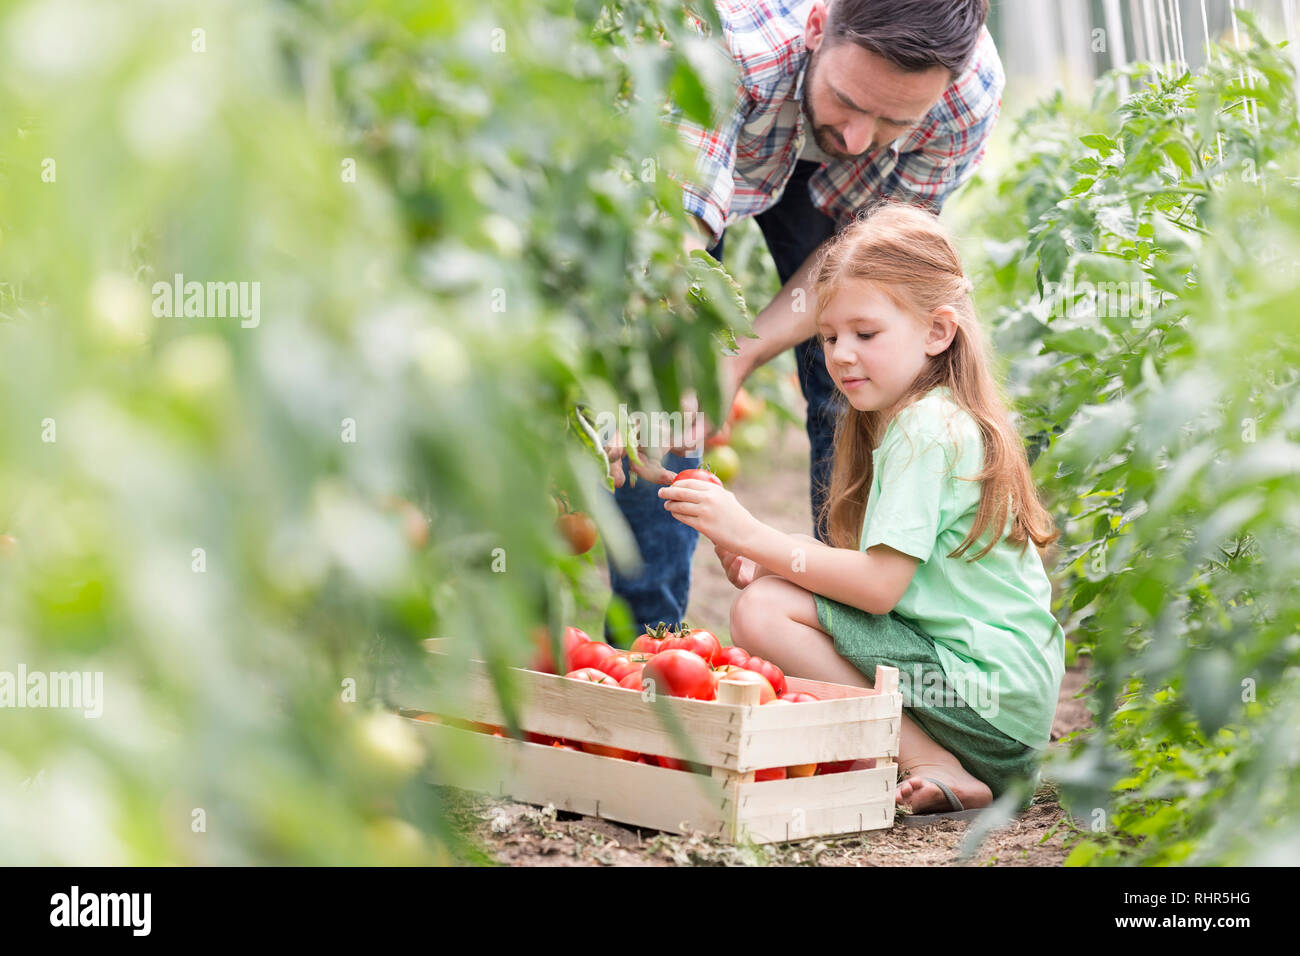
[817,281,958,412]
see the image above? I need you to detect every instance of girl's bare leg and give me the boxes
[729,575,992,814]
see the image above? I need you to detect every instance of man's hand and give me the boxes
[666,352,750,457]
[604,433,678,488]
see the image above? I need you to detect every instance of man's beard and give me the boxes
[801,48,873,160]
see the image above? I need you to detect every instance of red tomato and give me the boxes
[551,741,579,751]
[663,628,722,666]
[672,468,723,487]
[714,646,751,668]
[564,667,620,686]
[779,691,821,703]
[711,664,748,680]
[617,671,645,691]
[654,755,708,773]
[816,758,876,774]
[717,669,776,704]
[524,732,558,746]
[641,649,716,700]
[630,622,674,656]
[753,766,787,782]
[729,387,763,424]
[705,422,732,448]
[530,626,591,674]
[787,763,818,777]
[568,640,619,672]
[743,656,787,696]
[598,652,651,682]
[558,511,598,555]
[580,740,640,761]
[629,634,665,655]
[450,720,504,735]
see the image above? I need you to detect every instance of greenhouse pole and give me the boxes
[1103,0,1131,97]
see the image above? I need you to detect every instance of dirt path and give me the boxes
[458,416,1095,865]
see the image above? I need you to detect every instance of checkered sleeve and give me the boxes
[671,82,751,247]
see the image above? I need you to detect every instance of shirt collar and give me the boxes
[792,41,810,104]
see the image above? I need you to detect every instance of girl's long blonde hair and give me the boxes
[812,202,1059,563]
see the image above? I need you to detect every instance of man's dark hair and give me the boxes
[824,0,989,79]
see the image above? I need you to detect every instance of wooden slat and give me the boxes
[742,692,900,729]
[410,718,733,838]
[783,666,897,700]
[737,716,900,771]
[734,764,895,815]
[874,665,900,695]
[783,675,873,699]
[735,764,898,842]
[405,656,751,768]
[738,798,894,843]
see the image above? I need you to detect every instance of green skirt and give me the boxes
[816,594,1042,807]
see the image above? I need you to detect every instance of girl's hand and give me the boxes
[714,544,768,590]
[657,479,756,552]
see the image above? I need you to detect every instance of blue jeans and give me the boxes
[608,161,840,636]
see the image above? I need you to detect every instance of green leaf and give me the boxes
[569,404,613,491]
[1042,327,1111,354]
[1163,139,1195,176]
[1038,232,1069,285]
[669,60,712,127]
[1080,133,1118,155]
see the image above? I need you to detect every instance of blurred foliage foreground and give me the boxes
[0,0,748,864]
[1,0,1297,866]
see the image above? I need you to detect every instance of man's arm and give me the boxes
[724,236,829,394]
[684,214,713,254]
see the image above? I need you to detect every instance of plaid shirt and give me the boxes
[674,0,1005,247]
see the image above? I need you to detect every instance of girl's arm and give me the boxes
[660,481,920,614]
[741,521,919,615]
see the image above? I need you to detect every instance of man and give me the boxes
[610,0,1004,635]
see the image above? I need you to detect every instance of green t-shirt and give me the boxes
[860,386,1064,748]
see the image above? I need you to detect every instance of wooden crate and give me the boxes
[399,641,902,844]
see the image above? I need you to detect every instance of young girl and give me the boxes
[658,203,1064,818]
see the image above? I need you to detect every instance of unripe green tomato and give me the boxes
[704,445,741,484]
